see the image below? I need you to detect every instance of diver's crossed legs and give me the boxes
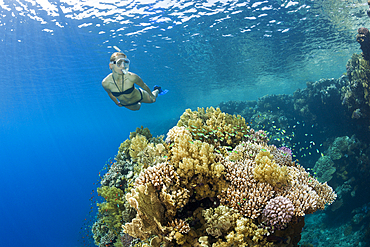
[123,88,159,111]
[123,85,167,111]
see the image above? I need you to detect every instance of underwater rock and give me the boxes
[356,27,370,60]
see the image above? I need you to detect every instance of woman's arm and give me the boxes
[130,73,155,98]
[106,90,122,106]
[102,78,122,106]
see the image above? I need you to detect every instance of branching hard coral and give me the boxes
[254,149,290,188]
[227,141,268,162]
[219,158,275,219]
[135,162,179,190]
[271,146,293,167]
[277,165,336,216]
[168,218,191,234]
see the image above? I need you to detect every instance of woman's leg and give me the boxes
[140,89,159,104]
[124,103,141,111]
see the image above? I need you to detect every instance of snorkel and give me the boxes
[113,46,130,74]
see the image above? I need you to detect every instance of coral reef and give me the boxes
[176,107,268,147]
[213,45,370,245]
[293,78,347,122]
[342,53,370,128]
[91,108,337,247]
[342,29,370,129]
[218,79,370,245]
[312,135,370,218]
[356,27,370,60]
[92,127,166,247]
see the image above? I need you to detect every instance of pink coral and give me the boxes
[278,146,292,156]
[262,196,294,231]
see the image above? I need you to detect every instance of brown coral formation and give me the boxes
[341,29,370,129]
[93,108,337,247]
[356,27,370,60]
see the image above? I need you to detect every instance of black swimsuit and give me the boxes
[111,87,134,97]
[111,74,143,106]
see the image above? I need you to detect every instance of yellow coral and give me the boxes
[129,126,152,140]
[129,134,149,163]
[166,126,229,201]
[169,128,215,184]
[123,184,165,240]
[97,186,126,234]
[253,149,290,188]
[177,107,251,148]
[212,215,272,247]
[202,205,239,238]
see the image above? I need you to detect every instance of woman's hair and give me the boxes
[110,52,127,62]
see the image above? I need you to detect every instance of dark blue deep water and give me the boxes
[1,0,369,247]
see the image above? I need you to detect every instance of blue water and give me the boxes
[0,0,368,246]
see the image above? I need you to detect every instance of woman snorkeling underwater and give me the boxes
[102,46,167,111]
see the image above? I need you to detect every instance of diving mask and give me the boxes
[111,57,130,74]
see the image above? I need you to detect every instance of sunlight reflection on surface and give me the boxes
[1,0,368,106]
